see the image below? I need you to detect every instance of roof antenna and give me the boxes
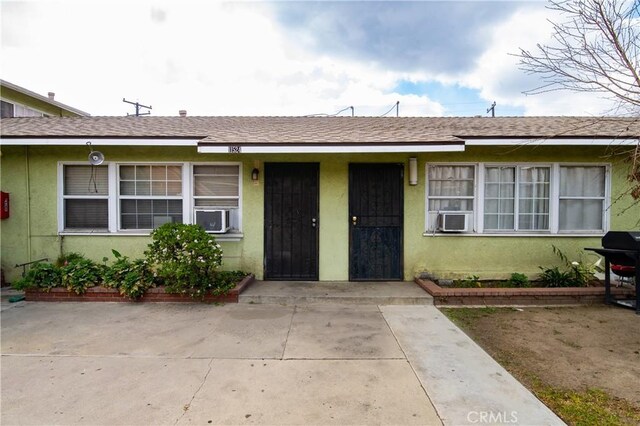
[486,101,496,118]
[123,98,152,116]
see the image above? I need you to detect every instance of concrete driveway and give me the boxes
[1,302,563,425]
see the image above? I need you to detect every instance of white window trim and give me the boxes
[57,161,112,232]
[1,99,47,117]
[424,162,610,236]
[58,161,243,238]
[116,162,185,232]
[190,162,243,232]
[425,162,478,233]
[480,163,553,233]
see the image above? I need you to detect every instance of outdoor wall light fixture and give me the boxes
[251,161,260,185]
[409,157,418,185]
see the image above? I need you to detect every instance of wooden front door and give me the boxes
[264,163,319,280]
[349,163,403,281]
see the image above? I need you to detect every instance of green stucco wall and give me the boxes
[0,86,83,117]
[1,144,638,283]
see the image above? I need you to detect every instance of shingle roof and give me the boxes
[1,116,638,144]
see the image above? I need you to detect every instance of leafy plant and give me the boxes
[211,270,248,295]
[145,223,224,298]
[55,252,87,267]
[508,272,531,288]
[552,245,596,287]
[539,266,576,288]
[61,258,103,295]
[12,262,61,291]
[454,275,482,288]
[104,249,155,300]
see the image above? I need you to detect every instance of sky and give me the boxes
[0,0,620,117]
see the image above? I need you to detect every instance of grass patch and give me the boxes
[441,307,500,327]
[534,384,640,426]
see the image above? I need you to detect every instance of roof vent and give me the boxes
[48,92,55,100]
[179,110,187,117]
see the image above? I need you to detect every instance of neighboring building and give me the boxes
[0,116,638,283]
[0,79,90,118]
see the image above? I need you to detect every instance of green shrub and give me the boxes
[552,245,595,287]
[61,258,103,295]
[55,252,87,267]
[453,275,481,288]
[145,223,224,298]
[104,250,155,300]
[508,272,531,288]
[12,262,62,291]
[539,266,576,287]
[211,270,248,295]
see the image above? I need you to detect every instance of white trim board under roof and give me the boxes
[465,138,638,146]
[197,144,465,154]
[0,138,200,146]
[1,137,635,153]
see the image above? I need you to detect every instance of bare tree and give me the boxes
[517,0,640,199]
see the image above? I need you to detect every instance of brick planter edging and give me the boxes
[25,274,255,303]
[414,277,636,307]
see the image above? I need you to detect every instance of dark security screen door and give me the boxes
[264,163,319,280]
[349,163,403,281]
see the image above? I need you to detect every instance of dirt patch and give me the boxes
[442,305,640,424]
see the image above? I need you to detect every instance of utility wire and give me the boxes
[380,101,400,117]
[304,106,354,117]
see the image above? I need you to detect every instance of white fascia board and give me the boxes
[198,144,465,154]
[0,138,200,146]
[465,138,638,146]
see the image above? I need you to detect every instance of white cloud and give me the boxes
[455,4,618,116]
[1,0,621,117]
[1,0,445,116]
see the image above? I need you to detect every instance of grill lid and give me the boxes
[602,231,640,251]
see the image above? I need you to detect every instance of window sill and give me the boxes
[423,232,604,238]
[59,231,244,241]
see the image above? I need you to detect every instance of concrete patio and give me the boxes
[239,280,434,305]
[1,297,564,425]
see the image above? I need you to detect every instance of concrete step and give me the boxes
[238,280,434,305]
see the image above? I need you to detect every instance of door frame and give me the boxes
[348,162,404,281]
[263,162,320,281]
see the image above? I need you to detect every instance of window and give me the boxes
[426,165,475,231]
[484,166,550,231]
[192,164,241,231]
[426,163,608,235]
[193,165,240,208]
[62,165,109,229]
[0,100,44,118]
[118,165,183,230]
[1,100,14,118]
[484,166,515,230]
[59,162,242,235]
[559,166,606,231]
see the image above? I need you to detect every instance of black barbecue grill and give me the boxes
[586,231,640,315]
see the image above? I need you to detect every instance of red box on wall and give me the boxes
[1,192,9,219]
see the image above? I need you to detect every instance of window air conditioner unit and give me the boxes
[438,212,469,232]
[195,209,230,233]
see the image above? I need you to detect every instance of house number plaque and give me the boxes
[228,146,241,153]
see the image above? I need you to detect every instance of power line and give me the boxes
[304,106,354,117]
[380,101,400,117]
